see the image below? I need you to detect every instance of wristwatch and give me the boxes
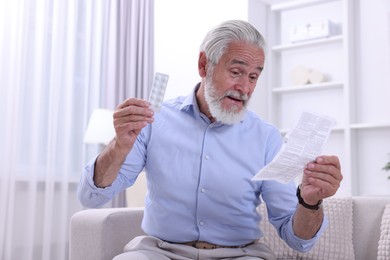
[296,185,323,210]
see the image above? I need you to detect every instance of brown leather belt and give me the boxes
[179,240,254,250]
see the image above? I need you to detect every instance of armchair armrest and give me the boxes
[378,204,390,259]
[69,207,145,260]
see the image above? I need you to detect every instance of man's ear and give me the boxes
[198,52,207,77]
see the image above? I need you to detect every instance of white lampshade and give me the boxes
[84,108,115,145]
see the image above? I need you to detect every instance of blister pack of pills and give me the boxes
[148,72,169,112]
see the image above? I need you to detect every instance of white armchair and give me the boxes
[70,197,390,260]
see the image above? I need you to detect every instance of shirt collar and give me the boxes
[180,83,201,114]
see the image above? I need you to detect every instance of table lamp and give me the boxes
[84,108,115,145]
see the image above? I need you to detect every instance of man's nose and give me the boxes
[234,77,250,94]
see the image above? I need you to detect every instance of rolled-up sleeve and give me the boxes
[77,155,121,208]
[283,212,328,252]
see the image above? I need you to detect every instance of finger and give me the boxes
[304,171,340,186]
[305,162,343,182]
[117,98,150,110]
[115,121,148,135]
[303,167,343,195]
[114,114,154,126]
[115,104,154,120]
[315,155,341,170]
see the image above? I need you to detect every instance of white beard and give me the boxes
[204,75,249,125]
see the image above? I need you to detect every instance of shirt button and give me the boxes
[200,188,206,193]
[199,221,204,226]
[205,155,210,160]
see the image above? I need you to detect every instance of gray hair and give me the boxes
[199,20,267,66]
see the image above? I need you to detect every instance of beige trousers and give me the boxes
[113,236,277,260]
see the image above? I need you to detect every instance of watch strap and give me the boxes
[296,185,322,210]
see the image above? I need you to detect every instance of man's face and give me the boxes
[204,41,264,124]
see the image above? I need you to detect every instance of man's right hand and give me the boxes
[93,98,154,188]
[113,98,154,151]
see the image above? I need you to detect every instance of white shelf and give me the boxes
[350,123,390,130]
[270,0,338,11]
[272,35,343,52]
[272,81,343,94]
[279,126,344,135]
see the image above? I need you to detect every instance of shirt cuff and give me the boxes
[84,155,116,195]
[287,214,329,252]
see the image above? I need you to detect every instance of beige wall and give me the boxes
[126,173,147,207]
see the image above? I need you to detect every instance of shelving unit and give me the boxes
[263,0,354,196]
[256,0,390,196]
[250,0,390,196]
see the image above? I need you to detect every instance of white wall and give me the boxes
[353,0,390,195]
[154,0,248,100]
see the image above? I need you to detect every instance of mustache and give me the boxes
[223,90,249,101]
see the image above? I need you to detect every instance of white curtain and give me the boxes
[102,0,154,106]
[0,0,154,259]
[99,0,155,208]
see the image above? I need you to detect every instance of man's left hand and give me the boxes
[300,155,343,205]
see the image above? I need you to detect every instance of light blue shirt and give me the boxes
[78,85,327,252]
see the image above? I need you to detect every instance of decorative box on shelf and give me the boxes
[289,19,336,43]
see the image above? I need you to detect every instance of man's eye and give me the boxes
[249,75,258,82]
[231,71,241,77]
